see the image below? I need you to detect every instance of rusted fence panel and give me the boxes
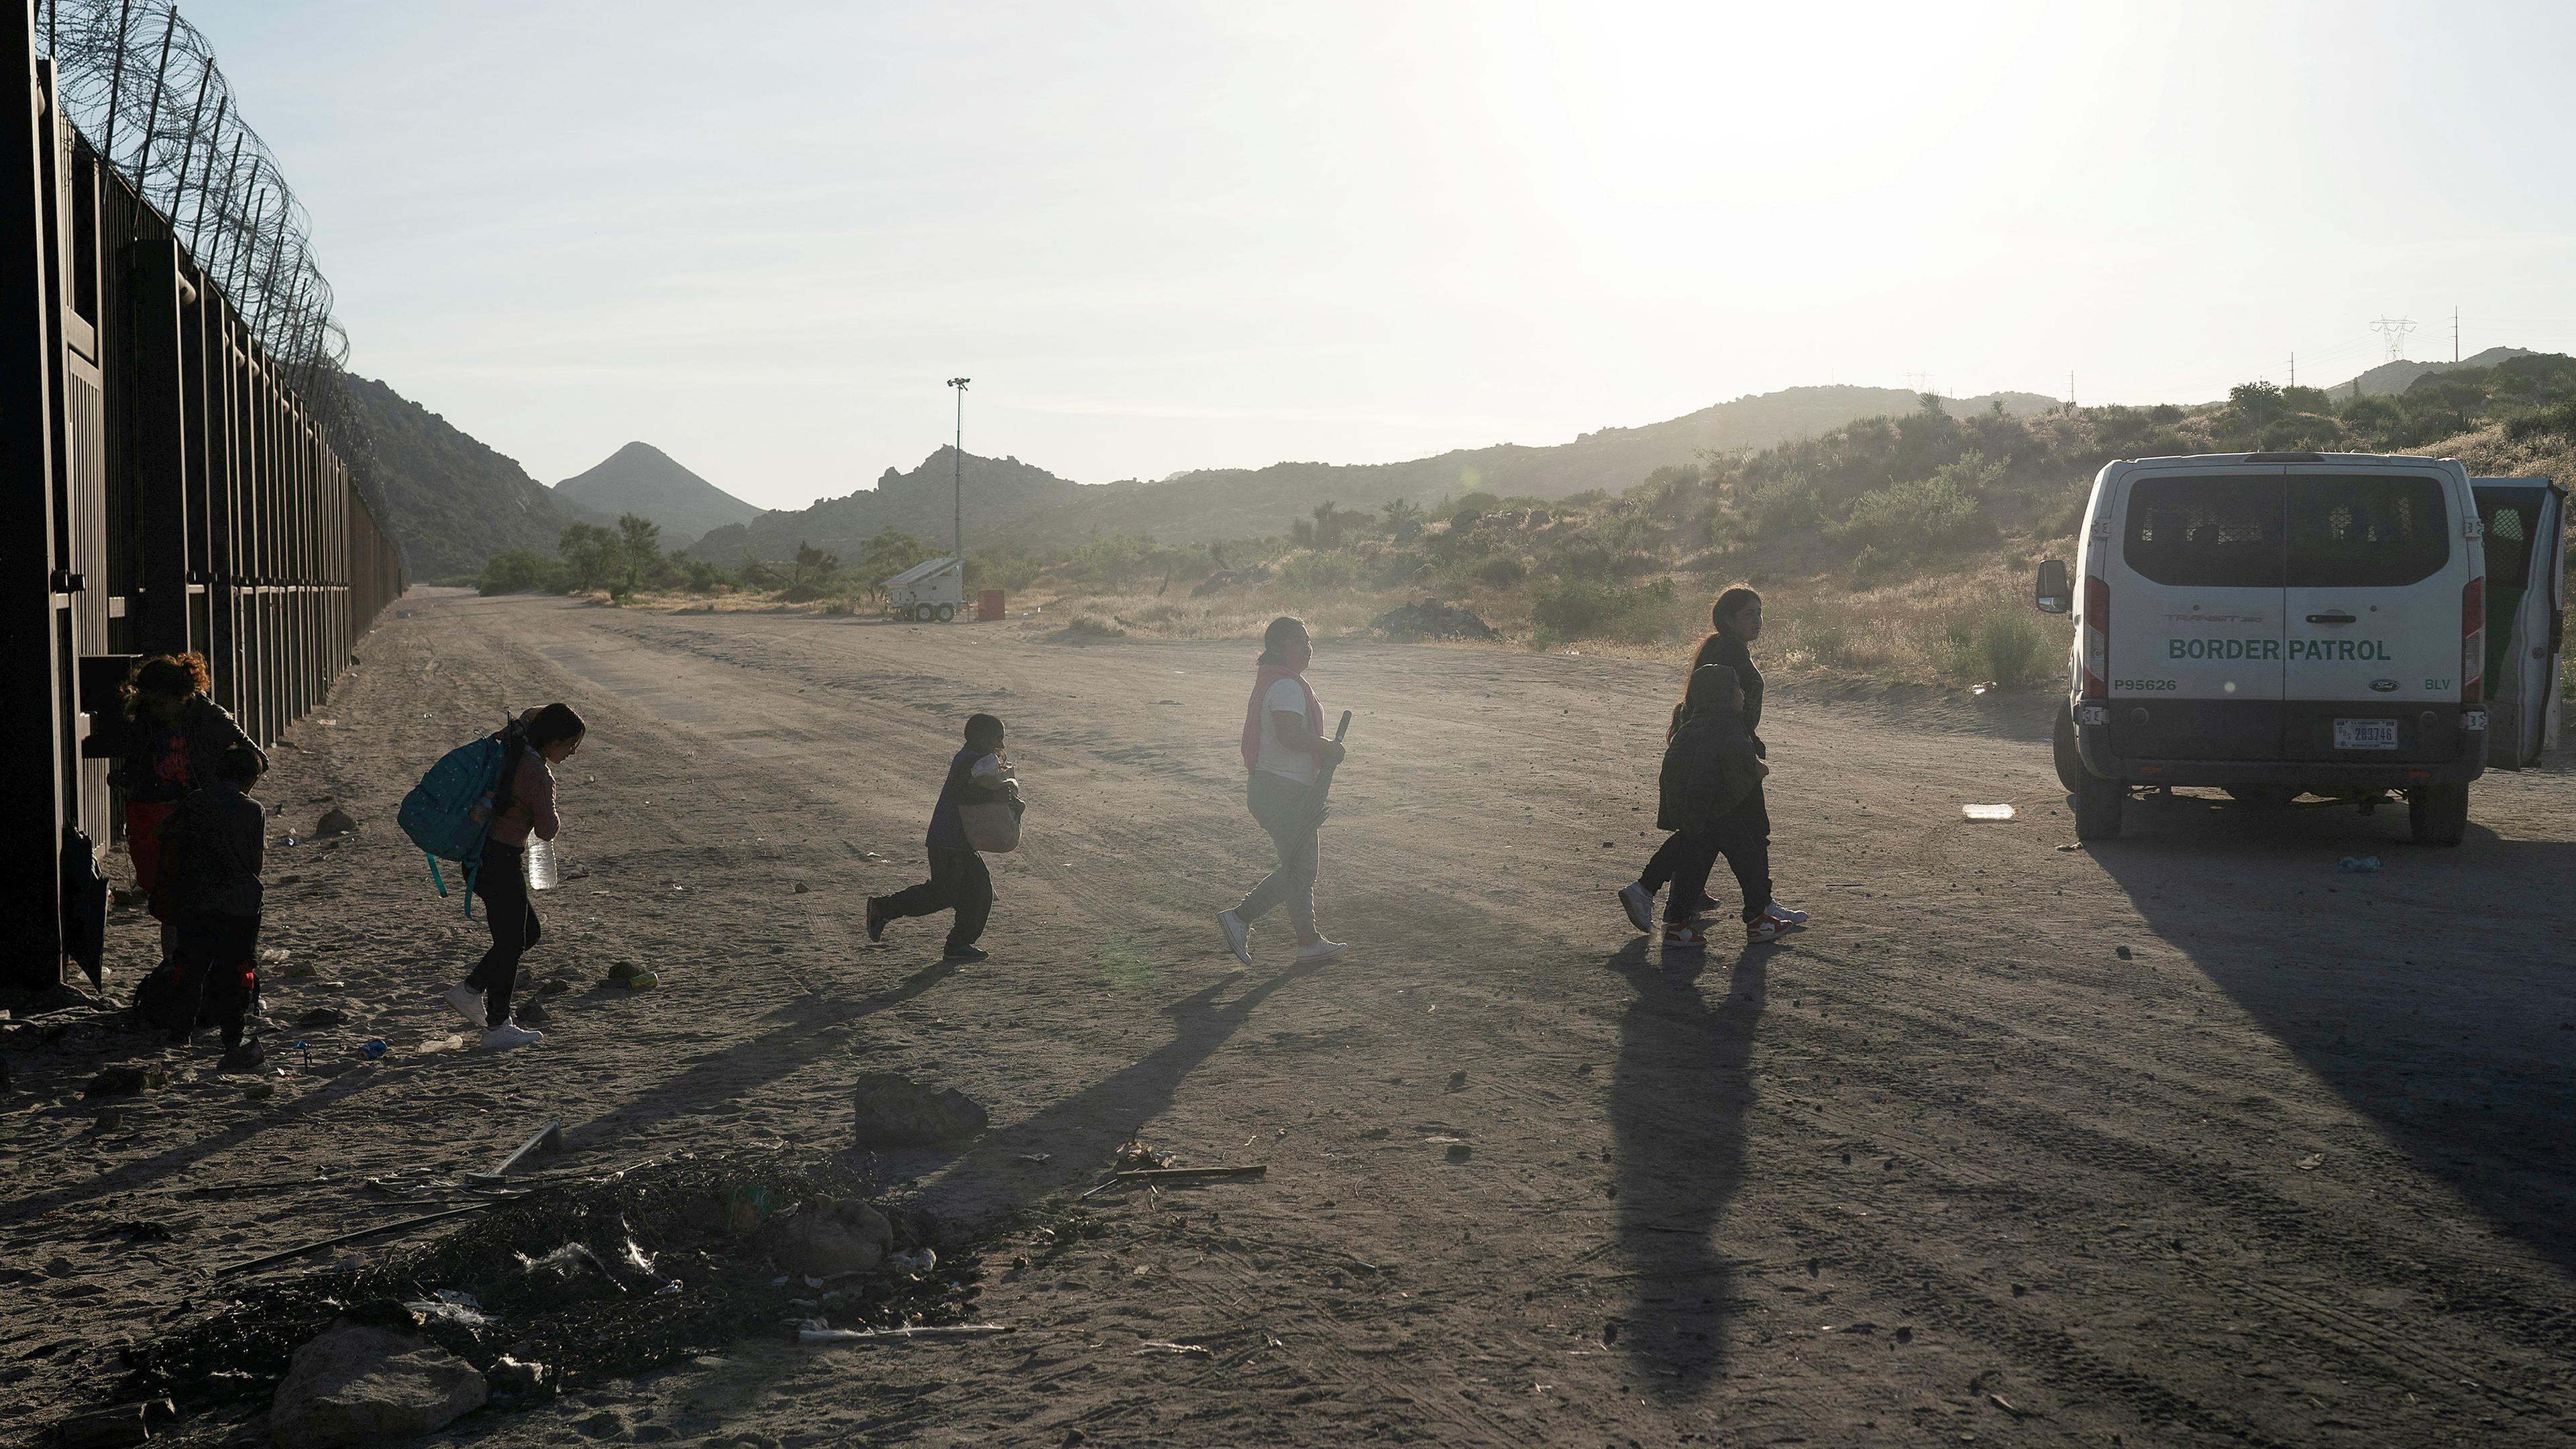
[1,1,401,990]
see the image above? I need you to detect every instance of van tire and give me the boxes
[2074,771,2125,840]
[2051,699,2082,794]
[2408,784,2469,846]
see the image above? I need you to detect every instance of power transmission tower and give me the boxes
[1904,370,1929,393]
[2067,370,2076,407]
[2368,317,2416,364]
[2288,353,2296,388]
[2452,307,2460,362]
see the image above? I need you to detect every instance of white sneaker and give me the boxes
[1216,910,1252,966]
[1763,901,1810,926]
[482,1022,543,1051]
[443,983,488,1030]
[1295,938,1349,964]
[1617,881,1654,933]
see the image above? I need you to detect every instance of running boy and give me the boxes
[867,714,1014,963]
[151,744,268,1067]
[1652,665,1780,947]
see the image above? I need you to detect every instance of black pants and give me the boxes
[177,910,260,1049]
[879,847,991,954]
[1664,787,1774,924]
[469,843,541,1027]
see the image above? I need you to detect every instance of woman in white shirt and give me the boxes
[1216,616,1348,965]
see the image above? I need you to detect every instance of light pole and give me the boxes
[946,378,971,568]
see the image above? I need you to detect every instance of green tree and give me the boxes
[780,541,841,601]
[1380,497,1425,537]
[614,513,662,600]
[857,527,934,596]
[2229,380,2284,427]
[557,522,624,592]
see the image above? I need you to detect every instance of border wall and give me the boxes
[2,2,402,990]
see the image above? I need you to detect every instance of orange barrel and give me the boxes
[977,588,1006,621]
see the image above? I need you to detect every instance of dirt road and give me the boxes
[5,590,2571,1447]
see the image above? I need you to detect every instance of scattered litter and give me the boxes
[314,807,356,837]
[892,1248,937,1276]
[2337,855,2381,873]
[360,1040,388,1060]
[1444,1144,1473,1163]
[1111,1165,1267,1185]
[539,978,572,996]
[1445,1070,1467,1092]
[1962,804,2016,821]
[1018,1153,1051,1165]
[1989,1393,2033,1418]
[2115,946,2133,961]
[793,882,810,894]
[258,947,291,965]
[2054,843,2080,852]
[1971,681,1999,696]
[400,1289,492,1328]
[603,961,660,990]
[417,1034,466,1055]
[1136,1340,1212,1357]
[2296,1153,2325,1171]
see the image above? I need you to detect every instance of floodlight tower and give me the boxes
[947,377,971,564]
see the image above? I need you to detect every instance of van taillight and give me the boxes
[2462,577,2484,703]
[2082,574,2110,698]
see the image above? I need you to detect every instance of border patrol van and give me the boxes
[2032,451,2556,844]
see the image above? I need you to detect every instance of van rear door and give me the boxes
[2106,468,2286,760]
[2279,468,2462,763]
[2472,478,2567,768]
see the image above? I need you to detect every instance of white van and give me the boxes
[2033,451,2541,844]
[2470,477,2567,771]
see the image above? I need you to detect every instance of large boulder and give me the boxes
[268,1324,486,1448]
[851,1073,987,1146]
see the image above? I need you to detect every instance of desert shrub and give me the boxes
[1474,555,1529,588]
[1532,577,1680,643]
[1368,549,1428,588]
[679,558,733,594]
[1064,613,1126,637]
[1802,619,1848,665]
[2506,397,2576,443]
[1836,474,1987,557]
[479,549,566,595]
[1978,613,2044,684]
[1277,550,1358,590]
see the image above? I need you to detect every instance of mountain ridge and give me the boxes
[554,441,762,544]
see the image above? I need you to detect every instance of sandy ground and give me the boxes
[3,588,2572,1448]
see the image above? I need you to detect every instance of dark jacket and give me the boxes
[109,695,266,803]
[1657,709,1763,833]
[925,748,1011,851]
[1677,631,1764,757]
[152,784,266,919]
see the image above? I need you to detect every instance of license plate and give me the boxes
[2334,718,2399,750]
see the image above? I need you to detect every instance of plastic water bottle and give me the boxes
[1961,803,2017,821]
[528,838,557,892]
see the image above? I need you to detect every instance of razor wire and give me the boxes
[38,0,348,396]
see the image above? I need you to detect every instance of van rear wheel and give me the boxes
[2408,784,2469,845]
[2073,771,2125,840]
[2051,698,2082,794]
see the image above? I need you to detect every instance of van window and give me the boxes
[2483,500,2538,590]
[2123,476,2284,588]
[2286,475,2449,588]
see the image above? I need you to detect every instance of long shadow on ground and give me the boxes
[1605,936,1769,1397]
[2091,790,2576,1279]
[889,963,1319,1220]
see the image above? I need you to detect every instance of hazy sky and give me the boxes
[188,1,2576,512]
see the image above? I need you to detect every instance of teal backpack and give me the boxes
[398,724,523,915]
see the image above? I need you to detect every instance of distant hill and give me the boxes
[553,441,761,545]
[2330,346,2534,398]
[339,373,606,579]
[700,384,2064,559]
[689,447,1081,563]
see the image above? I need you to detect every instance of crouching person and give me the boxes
[867,714,1016,963]
[150,744,268,1067]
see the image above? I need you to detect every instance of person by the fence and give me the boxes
[1216,616,1348,966]
[146,744,268,1067]
[441,704,584,1049]
[111,653,264,967]
[867,713,1017,963]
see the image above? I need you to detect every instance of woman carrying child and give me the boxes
[1216,616,1347,966]
[111,653,264,917]
[1651,664,1781,947]
[1619,586,1807,936]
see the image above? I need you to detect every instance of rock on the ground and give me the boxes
[851,1073,988,1146]
[267,1323,487,1449]
[316,807,357,837]
[767,1196,894,1277]
[1373,596,1497,641]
